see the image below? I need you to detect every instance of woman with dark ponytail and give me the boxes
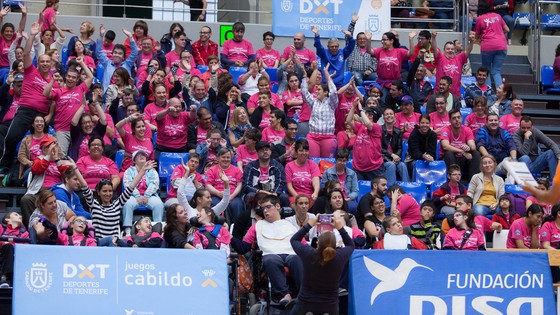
[289,216,354,314]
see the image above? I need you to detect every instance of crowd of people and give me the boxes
[0,1,559,313]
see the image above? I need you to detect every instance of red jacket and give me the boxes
[492,212,520,230]
[372,235,427,250]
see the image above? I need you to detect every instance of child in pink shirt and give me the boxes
[506,204,543,248]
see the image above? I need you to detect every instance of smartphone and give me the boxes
[317,214,333,233]
[171,65,179,75]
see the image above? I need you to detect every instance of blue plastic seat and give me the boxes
[460,107,472,123]
[401,140,408,162]
[61,46,69,70]
[342,72,353,85]
[505,184,526,195]
[115,150,124,170]
[271,83,279,94]
[265,67,278,83]
[413,161,447,190]
[158,152,190,183]
[96,63,104,82]
[394,181,428,205]
[229,66,247,85]
[513,13,531,29]
[541,65,560,95]
[196,65,209,74]
[357,86,365,96]
[543,14,560,31]
[358,180,371,201]
[460,76,476,99]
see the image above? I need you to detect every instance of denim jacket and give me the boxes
[320,167,359,201]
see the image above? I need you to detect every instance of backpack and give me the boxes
[318,160,335,176]
[505,192,528,217]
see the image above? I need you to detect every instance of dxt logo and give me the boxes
[63,264,110,279]
[300,0,343,15]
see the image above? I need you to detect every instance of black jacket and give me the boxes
[381,125,403,162]
[186,121,226,151]
[407,126,437,160]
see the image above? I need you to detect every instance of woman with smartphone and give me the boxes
[290,216,354,315]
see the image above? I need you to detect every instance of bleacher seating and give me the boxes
[413,160,447,191]
[394,181,428,205]
[504,184,527,195]
[158,152,190,184]
[196,65,209,74]
[357,180,371,201]
[265,67,278,83]
[542,14,560,31]
[229,66,247,85]
[115,150,124,170]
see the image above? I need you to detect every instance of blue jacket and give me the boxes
[96,39,138,92]
[51,183,90,219]
[314,35,355,86]
[321,167,359,201]
[476,126,516,163]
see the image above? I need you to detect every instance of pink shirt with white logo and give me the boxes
[155,112,193,149]
[221,39,254,63]
[2,93,19,122]
[429,111,451,140]
[541,221,560,249]
[52,82,89,131]
[262,127,285,143]
[234,144,258,167]
[247,92,283,110]
[335,94,358,134]
[30,135,49,161]
[206,164,242,194]
[282,90,303,118]
[21,65,52,114]
[76,155,119,189]
[441,126,474,157]
[258,111,271,130]
[352,122,383,172]
[474,12,507,52]
[196,126,210,145]
[285,160,320,196]
[395,112,421,139]
[435,52,467,97]
[40,8,56,33]
[396,194,421,227]
[143,102,167,127]
[281,46,316,65]
[0,37,14,67]
[43,162,62,188]
[256,48,280,68]
[499,114,521,134]
[121,132,154,171]
[464,113,487,136]
[507,218,539,248]
[371,47,409,86]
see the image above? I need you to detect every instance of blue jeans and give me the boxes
[500,14,514,40]
[520,150,558,175]
[122,196,165,227]
[352,71,378,86]
[553,81,560,89]
[384,161,410,184]
[98,236,117,247]
[480,50,507,88]
[473,204,492,216]
[262,254,302,296]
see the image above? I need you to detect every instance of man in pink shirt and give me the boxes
[441,109,481,183]
[191,25,218,66]
[43,57,94,156]
[165,31,190,74]
[428,94,451,140]
[0,22,53,170]
[220,22,256,69]
[432,31,474,98]
[499,98,523,134]
[280,32,316,67]
[394,96,420,140]
[154,97,196,160]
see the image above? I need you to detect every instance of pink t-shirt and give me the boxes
[43,162,62,188]
[371,47,409,85]
[258,111,271,130]
[499,114,521,134]
[262,127,285,144]
[121,133,154,171]
[429,111,451,140]
[507,218,539,248]
[299,86,316,122]
[335,94,357,134]
[541,221,560,249]
[395,112,421,139]
[435,52,468,97]
[136,53,153,79]
[40,8,56,33]
[30,135,49,161]
[0,37,14,67]
[527,196,552,216]
[102,43,115,61]
[282,90,303,118]
[168,165,205,200]
[2,93,19,122]
[474,13,507,52]
[441,126,474,157]
[351,122,383,172]
[52,82,89,131]
[256,48,280,68]
[281,46,316,65]
[155,112,193,149]
[76,155,119,189]
[143,102,167,127]
[234,144,258,167]
[464,113,487,136]
[21,65,52,114]
[474,215,493,233]
[67,55,96,69]
[221,39,254,63]
[285,160,320,196]
[196,126,210,145]
[396,194,421,227]
[206,164,242,194]
[103,115,116,146]
[247,92,283,110]
[443,228,486,250]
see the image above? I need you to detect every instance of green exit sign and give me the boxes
[220,25,233,46]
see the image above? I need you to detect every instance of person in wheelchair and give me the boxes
[231,195,303,308]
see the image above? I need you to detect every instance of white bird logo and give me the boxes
[125,310,134,315]
[363,256,433,306]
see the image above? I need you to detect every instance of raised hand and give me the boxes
[99,24,106,38]
[219,138,227,147]
[52,72,62,82]
[211,62,219,73]
[341,30,351,37]
[142,160,156,172]
[351,12,359,22]
[365,31,372,41]
[409,31,417,40]
[18,3,26,15]
[122,28,133,38]
[311,26,319,36]
[75,56,84,64]
[218,170,229,183]
[30,22,40,37]
[0,6,9,18]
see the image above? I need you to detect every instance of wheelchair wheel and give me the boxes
[249,302,268,315]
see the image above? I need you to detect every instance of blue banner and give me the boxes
[349,250,556,315]
[13,245,229,315]
[272,0,391,40]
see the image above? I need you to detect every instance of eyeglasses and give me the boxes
[260,204,274,211]
[74,219,87,224]
[99,178,112,185]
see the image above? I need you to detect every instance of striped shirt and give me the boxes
[301,78,338,135]
[81,186,134,239]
